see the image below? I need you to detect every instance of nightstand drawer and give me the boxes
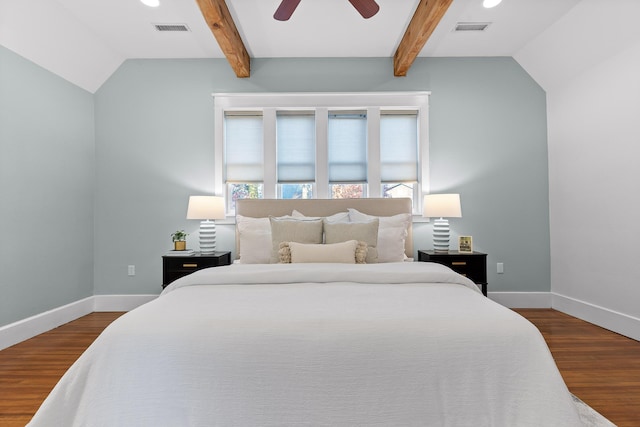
[437,257,484,281]
[162,252,231,288]
[163,258,210,271]
[417,250,488,296]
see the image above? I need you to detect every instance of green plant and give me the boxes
[171,230,188,242]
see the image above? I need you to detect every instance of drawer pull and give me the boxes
[452,261,467,266]
[183,263,198,268]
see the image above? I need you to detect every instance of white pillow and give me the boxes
[347,209,410,263]
[236,214,295,263]
[269,217,324,263]
[323,219,379,263]
[282,240,364,264]
[236,215,272,264]
[291,210,350,224]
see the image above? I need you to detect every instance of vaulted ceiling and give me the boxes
[0,0,586,92]
[194,0,455,78]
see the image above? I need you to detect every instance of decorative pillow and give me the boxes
[354,241,368,263]
[236,215,272,264]
[348,209,410,263]
[269,217,324,263]
[291,210,350,224]
[279,240,368,264]
[323,219,379,263]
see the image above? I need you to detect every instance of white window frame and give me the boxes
[213,92,430,214]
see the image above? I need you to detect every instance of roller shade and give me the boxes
[328,112,367,183]
[380,112,418,182]
[224,113,263,182]
[276,112,315,183]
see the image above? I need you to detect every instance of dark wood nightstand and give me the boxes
[162,251,231,288]
[417,250,488,296]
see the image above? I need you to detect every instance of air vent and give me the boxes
[154,23,190,32]
[454,22,491,32]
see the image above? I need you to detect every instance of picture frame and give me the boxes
[458,236,473,253]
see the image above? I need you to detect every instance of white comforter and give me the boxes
[29,262,582,427]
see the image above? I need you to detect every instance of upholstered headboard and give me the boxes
[235,198,413,258]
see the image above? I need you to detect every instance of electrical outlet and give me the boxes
[128,265,135,276]
[497,263,504,274]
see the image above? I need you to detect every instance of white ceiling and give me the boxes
[55,0,582,58]
[0,0,583,92]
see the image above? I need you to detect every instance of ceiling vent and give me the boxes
[154,23,190,32]
[454,22,491,32]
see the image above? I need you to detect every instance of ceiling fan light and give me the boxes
[140,0,160,7]
[482,0,502,8]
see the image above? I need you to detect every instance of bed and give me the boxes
[28,198,582,427]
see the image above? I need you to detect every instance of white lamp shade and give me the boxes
[186,196,226,220]
[423,194,462,218]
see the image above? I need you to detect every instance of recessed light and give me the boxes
[483,0,502,8]
[141,0,160,7]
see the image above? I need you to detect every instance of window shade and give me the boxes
[328,113,367,183]
[380,112,418,182]
[276,113,316,183]
[224,113,263,182]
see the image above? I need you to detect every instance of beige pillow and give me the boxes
[348,209,411,262]
[279,240,368,264]
[323,219,379,263]
[269,217,323,263]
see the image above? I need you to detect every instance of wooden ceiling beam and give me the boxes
[394,0,453,77]
[196,0,250,78]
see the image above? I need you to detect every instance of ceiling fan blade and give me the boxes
[348,0,380,19]
[274,0,302,21]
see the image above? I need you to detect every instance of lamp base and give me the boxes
[432,218,450,253]
[199,220,217,254]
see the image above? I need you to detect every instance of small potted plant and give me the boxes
[171,230,188,251]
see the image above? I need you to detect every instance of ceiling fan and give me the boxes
[274,0,380,21]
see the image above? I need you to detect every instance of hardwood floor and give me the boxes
[515,309,640,427]
[1,309,638,426]
[0,312,125,427]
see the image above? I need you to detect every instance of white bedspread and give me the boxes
[29,262,582,427]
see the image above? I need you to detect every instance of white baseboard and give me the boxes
[0,297,94,351]
[6,292,636,352]
[3,292,544,351]
[0,295,157,351]
[93,294,157,311]
[552,293,640,342]
[488,292,552,308]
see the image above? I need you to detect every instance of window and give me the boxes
[328,112,368,199]
[380,111,418,201]
[223,113,264,211]
[214,92,429,214]
[276,112,315,199]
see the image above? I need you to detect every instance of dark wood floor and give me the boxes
[514,309,640,427]
[1,309,638,426]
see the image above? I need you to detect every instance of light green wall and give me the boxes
[0,53,549,326]
[0,45,95,326]
[94,57,548,295]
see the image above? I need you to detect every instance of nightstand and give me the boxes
[162,251,231,289]
[417,250,488,296]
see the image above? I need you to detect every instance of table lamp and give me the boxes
[423,194,462,253]
[186,196,226,254]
